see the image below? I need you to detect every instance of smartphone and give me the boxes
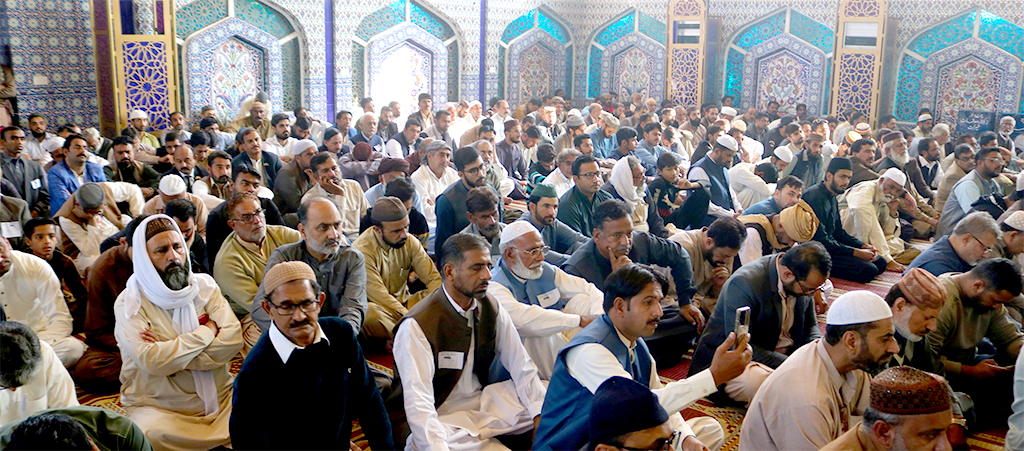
[734,306,750,344]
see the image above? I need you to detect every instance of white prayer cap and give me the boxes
[827,290,892,325]
[880,168,907,187]
[568,108,582,117]
[44,137,65,153]
[1003,211,1024,232]
[774,146,794,163]
[293,139,317,156]
[720,106,737,117]
[159,174,186,196]
[917,114,933,122]
[129,109,149,120]
[716,135,739,152]
[500,220,540,247]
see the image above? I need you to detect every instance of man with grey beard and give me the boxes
[488,222,603,380]
[250,196,368,335]
[113,214,242,449]
[461,185,505,258]
[876,131,941,238]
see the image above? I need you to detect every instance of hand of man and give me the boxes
[608,247,632,272]
[159,154,173,164]
[886,260,906,272]
[680,303,705,333]
[579,314,599,328]
[853,248,874,261]
[320,176,346,196]
[709,332,752,386]
[675,191,688,206]
[963,359,1012,379]
[140,329,158,343]
[926,216,939,226]
[204,318,220,336]
[711,266,730,290]
[681,435,710,451]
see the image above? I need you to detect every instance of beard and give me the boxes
[382,234,407,249]
[454,277,488,300]
[704,249,727,268]
[890,150,910,167]
[118,160,134,168]
[893,312,922,342]
[828,179,847,194]
[159,261,190,290]
[852,341,892,374]
[689,118,700,127]
[309,236,342,256]
[464,176,485,188]
[215,174,230,184]
[479,223,501,239]
[509,257,542,280]
[31,130,46,140]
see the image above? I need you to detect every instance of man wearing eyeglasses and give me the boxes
[488,222,603,380]
[906,211,1001,277]
[935,144,976,213]
[936,146,1004,237]
[230,261,394,450]
[557,155,614,237]
[434,146,504,268]
[213,191,299,352]
[204,165,286,265]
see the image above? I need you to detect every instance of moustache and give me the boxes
[324,238,342,248]
[647,318,660,326]
[215,175,231,183]
[615,245,631,255]
[289,318,312,329]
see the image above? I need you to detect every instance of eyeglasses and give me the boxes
[268,299,321,315]
[464,164,489,175]
[983,157,1005,164]
[616,431,682,451]
[515,245,550,258]
[578,171,601,179]
[970,234,996,255]
[231,208,265,224]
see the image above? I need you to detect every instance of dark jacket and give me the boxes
[1,154,49,217]
[232,151,283,189]
[804,182,864,257]
[562,234,696,302]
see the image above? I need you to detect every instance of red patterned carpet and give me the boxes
[79,251,1008,450]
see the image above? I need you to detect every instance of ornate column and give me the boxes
[665,0,706,108]
[830,0,888,122]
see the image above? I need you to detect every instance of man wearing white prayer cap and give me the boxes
[740,290,899,451]
[487,220,604,380]
[913,113,934,138]
[142,174,210,240]
[113,214,242,451]
[842,167,921,272]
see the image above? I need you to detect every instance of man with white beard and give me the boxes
[875,132,941,238]
[487,221,605,380]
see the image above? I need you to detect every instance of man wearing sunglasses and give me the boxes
[936,146,1004,237]
[230,261,393,450]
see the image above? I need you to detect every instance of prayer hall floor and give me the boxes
[76,241,1009,450]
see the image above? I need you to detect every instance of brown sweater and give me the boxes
[83,243,132,352]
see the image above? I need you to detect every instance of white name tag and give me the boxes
[30,179,41,190]
[438,351,465,370]
[537,288,561,308]
[1,221,22,238]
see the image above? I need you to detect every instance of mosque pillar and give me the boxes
[665,0,706,108]
[90,0,178,136]
[830,0,888,122]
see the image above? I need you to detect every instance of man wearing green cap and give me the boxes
[515,183,588,266]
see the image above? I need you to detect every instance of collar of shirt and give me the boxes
[361,132,374,141]
[918,155,937,169]
[236,235,266,257]
[269,320,329,364]
[815,338,855,395]
[613,324,639,366]
[442,284,478,323]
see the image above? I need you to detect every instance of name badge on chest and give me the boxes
[30,179,41,190]
[536,287,561,308]
[1,221,22,238]
[438,351,465,370]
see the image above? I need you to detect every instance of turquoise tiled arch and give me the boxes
[587,8,667,98]
[499,7,573,105]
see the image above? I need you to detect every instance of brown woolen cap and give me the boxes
[371,196,408,223]
[263,261,317,297]
[870,366,951,415]
[896,267,946,310]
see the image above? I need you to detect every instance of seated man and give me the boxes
[232,127,282,189]
[193,150,233,200]
[691,241,831,405]
[669,217,746,316]
[688,135,742,226]
[461,185,505,257]
[250,197,367,335]
[72,215,148,393]
[936,144,976,213]
[534,264,749,450]
[0,237,84,367]
[54,183,127,273]
[354,196,441,341]
[360,175,430,247]
[164,198,209,274]
[848,138,881,187]
[489,221,604,380]
[820,367,953,451]
[410,140,460,232]
[737,200,819,265]
[392,234,546,451]
[434,146,505,266]
[162,145,208,193]
[937,146,1003,237]
[516,183,588,266]
[603,156,669,237]
[587,377,686,451]
[0,322,78,426]
[339,142,383,191]
[142,175,209,240]
[780,132,826,187]
[743,175,803,216]
[542,148,579,198]
[842,168,921,272]
[563,199,706,366]
[804,157,887,283]
[363,157,425,214]
[204,164,285,264]
[930,258,1023,427]
[557,155,613,237]
[300,151,369,242]
[875,132,941,239]
[231,261,393,450]
[47,134,107,216]
[906,211,999,276]
[740,290,898,450]
[23,218,87,333]
[271,138,317,216]
[647,152,708,231]
[213,192,300,346]
[114,215,242,450]
[1,125,51,218]
[105,135,160,199]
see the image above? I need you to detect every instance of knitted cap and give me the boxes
[774,146,794,163]
[918,114,933,123]
[263,261,318,297]
[129,109,148,120]
[1003,211,1024,232]
[870,366,951,415]
[827,290,892,325]
[500,220,540,247]
[806,133,825,143]
[720,106,737,117]
[75,183,106,210]
[159,174,187,196]
[353,142,373,161]
[881,168,907,187]
[145,217,176,241]
[716,135,739,152]
[293,139,317,156]
[897,268,946,310]
[730,119,747,133]
[882,131,905,145]
[371,196,407,223]
[854,122,871,134]
[827,157,852,173]
[566,115,585,127]
[531,183,558,200]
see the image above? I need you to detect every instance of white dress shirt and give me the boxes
[263,136,298,163]
[410,165,459,228]
[24,133,62,166]
[300,181,368,242]
[542,168,575,199]
[268,320,328,364]
[487,267,603,379]
[394,286,546,451]
[565,327,718,441]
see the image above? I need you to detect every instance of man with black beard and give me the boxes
[434,146,504,267]
[461,185,505,258]
[250,197,371,337]
[105,136,160,199]
[353,196,441,342]
[113,215,242,449]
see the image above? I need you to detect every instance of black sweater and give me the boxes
[230,317,394,450]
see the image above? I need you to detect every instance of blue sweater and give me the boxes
[905,235,972,276]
